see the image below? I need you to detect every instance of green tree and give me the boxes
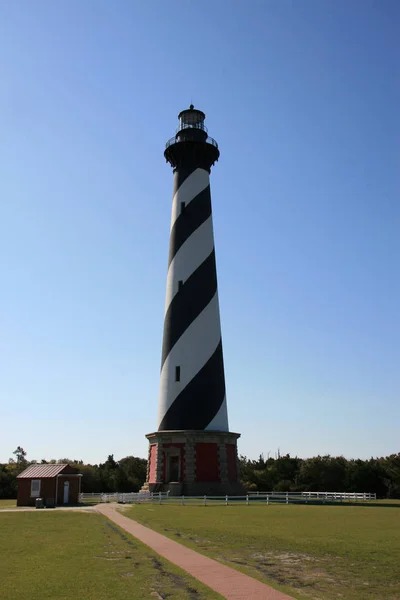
[12,446,27,464]
[383,454,400,498]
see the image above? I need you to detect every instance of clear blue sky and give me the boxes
[1,1,399,465]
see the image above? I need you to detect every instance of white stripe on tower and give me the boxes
[164,216,215,314]
[157,165,229,432]
[158,291,221,420]
[169,168,209,230]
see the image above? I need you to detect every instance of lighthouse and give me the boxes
[144,106,244,495]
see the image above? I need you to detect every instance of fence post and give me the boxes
[246,494,249,506]
[286,492,289,505]
[181,495,185,506]
[204,495,207,506]
[225,495,228,506]
[266,494,269,505]
[159,492,162,505]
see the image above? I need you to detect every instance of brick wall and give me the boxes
[148,444,158,483]
[196,443,219,482]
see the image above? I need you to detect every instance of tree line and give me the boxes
[1,447,399,499]
[239,452,400,498]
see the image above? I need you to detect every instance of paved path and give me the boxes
[0,508,36,512]
[97,503,295,600]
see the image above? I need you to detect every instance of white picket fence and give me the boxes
[301,491,376,501]
[79,490,376,505]
[79,491,154,504]
[249,491,377,501]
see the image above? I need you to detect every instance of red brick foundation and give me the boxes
[144,430,245,496]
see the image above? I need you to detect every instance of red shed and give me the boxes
[17,464,82,507]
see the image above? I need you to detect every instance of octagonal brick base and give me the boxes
[143,430,245,496]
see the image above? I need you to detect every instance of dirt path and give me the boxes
[97,503,296,600]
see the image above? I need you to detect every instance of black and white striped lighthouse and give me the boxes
[144,106,244,496]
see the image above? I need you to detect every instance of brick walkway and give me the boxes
[97,504,295,600]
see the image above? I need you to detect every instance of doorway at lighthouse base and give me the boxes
[143,431,245,496]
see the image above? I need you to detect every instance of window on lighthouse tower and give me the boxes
[175,366,181,382]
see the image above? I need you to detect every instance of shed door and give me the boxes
[63,481,70,504]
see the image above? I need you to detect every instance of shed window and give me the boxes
[31,479,41,497]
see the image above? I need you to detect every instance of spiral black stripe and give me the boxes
[158,150,229,432]
[168,185,211,266]
[158,340,225,430]
[161,249,217,368]
[173,166,195,191]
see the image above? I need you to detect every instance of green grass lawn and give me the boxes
[0,499,18,509]
[126,503,400,600]
[0,511,222,600]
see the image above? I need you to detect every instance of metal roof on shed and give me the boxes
[17,464,70,479]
